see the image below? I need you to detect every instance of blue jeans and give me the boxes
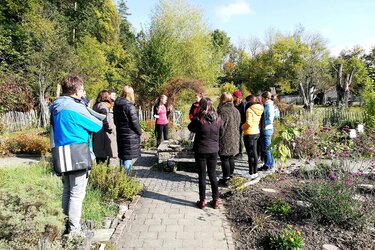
[120,159,135,174]
[261,129,274,169]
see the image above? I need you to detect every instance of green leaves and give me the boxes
[136,0,221,101]
[268,124,299,164]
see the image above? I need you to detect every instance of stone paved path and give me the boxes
[115,154,235,250]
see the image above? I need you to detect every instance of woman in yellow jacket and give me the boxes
[241,95,264,180]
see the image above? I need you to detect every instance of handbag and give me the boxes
[51,143,92,176]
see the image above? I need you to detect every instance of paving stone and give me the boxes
[91,229,115,242]
[114,153,234,249]
[261,188,280,193]
[323,244,339,250]
[162,239,183,248]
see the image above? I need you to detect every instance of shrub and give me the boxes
[82,187,118,225]
[220,82,237,94]
[267,199,291,216]
[363,89,375,128]
[141,131,157,150]
[0,165,64,249]
[269,226,303,250]
[269,125,299,164]
[6,133,50,155]
[295,167,372,228]
[293,127,321,159]
[140,119,155,133]
[227,176,247,191]
[89,164,142,201]
[0,138,10,156]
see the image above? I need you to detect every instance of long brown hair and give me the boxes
[95,90,112,105]
[198,97,218,123]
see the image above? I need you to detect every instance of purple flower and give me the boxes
[329,172,337,181]
[345,176,353,187]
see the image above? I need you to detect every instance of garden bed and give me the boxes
[223,167,375,250]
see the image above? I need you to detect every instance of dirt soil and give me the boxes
[222,173,375,250]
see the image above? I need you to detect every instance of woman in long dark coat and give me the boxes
[113,86,142,172]
[92,90,117,165]
[217,92,241,186]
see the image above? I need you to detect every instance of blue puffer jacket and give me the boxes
[263,100,275,130]
[50,96,103,147]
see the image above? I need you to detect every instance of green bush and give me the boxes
[89,164,142,201]
[362,88,375,128]
[267,199,291,216]
[220,82,237,94]
[269,227,303,250]
[295,168,372,228]
[0,165,64,249]
[82,187,118,225]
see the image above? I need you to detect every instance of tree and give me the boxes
[136,0,220,102]
[296,31,331,111]
[334,47,370,109]
[364,47,375,84]
[210,29,231,67]
[118,0,136,51]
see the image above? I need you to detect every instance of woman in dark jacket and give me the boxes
[217,92,241,186]
[113,86,142,173]
[92,90,117,165]
[188,98,223,209]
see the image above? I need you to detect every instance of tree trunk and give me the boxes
[336,64,355,109]
[38,71,49,128]
[299,80,315,112]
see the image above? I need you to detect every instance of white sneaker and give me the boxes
[243,173,252,179]
[251,173,259,180]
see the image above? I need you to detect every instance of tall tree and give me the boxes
[334,47,370,109]
[296,31,331,111]
[136,0,220,102]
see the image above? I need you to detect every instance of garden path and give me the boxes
[0,154,41,168]
[114,153,235,250]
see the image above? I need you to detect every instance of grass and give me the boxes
[0,162,118,237]
[82,187,118,224]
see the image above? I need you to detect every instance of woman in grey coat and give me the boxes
[217,92,241,186]
[92,90,118,165]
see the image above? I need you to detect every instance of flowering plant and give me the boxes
[269,226,303,250]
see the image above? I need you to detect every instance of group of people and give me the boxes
[50,74,276,236]
[50,76,177,236]
[187,90,276,209]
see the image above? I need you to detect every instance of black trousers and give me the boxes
[155,124,168,145]
[244,134,259,175]
[219,155,235,179]
[195,152,219,200]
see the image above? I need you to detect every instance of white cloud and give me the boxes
[216,1,252,22]
[361,37,375,53]
[319,28,332,37]
[329,37,375,57]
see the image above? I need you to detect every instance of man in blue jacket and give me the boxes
[50,76,103,236]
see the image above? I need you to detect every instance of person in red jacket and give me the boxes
[189,92,204,120]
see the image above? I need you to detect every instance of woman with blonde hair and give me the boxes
[153,94,172,146]
[113,86,142,173]
[242,95,264,179]
[217,92,241,186]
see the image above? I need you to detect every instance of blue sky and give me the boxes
[124,0,375,56]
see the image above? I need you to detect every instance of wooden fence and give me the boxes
[138,106,182,124]
[280,108,366,127]
[0,110,39,132]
